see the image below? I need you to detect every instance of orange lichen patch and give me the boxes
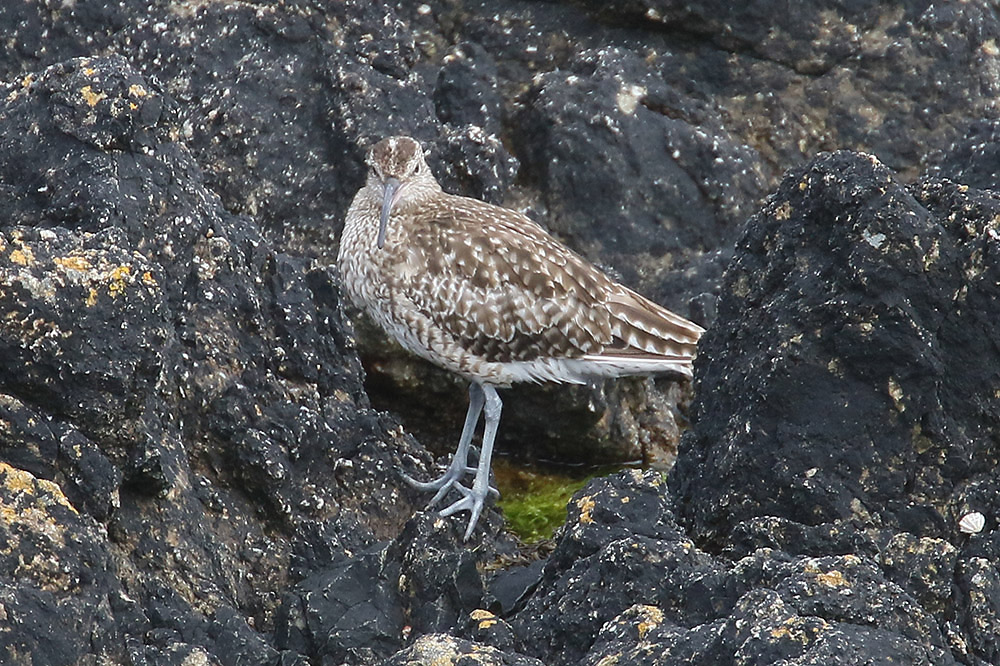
[7,75,33,102]
[34,478,73,511]
[9,246,34,266]
[771,624,792,639]
[129,84,148,97]
[54,255,93,272]
[0,462,76,517]
[80,85,107,107]
[770,618,799,640]
[770,616,830,642]
[77,262,148,305]
[107,264,133,297]
[636,606,663,639]
[815,570,847,588]
[470,609,498,629]
[1,463,35,495]
[0,463,81,592]
[576,495,595,524]
[774,201,793,220]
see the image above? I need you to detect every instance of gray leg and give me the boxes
[439,383,502,540]
[403,383,485,506]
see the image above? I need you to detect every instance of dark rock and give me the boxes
[0,222,170,447]
[510,470,731,665]
[486,558,545,617]
[954,557,1000,664]
[274,544,405,665]
[434,42,503,134]
[544,469,689,566]
[946,463,1000,662]
[0,0,442,258]
[728,516,883,561]
[274,508,513,664]
[208,606,281,665]
[394,510,499,633]
[721,579,950,665]
[460,608,520,652]
[584,610,729,666]
[575,0,890,74]
[670,151,1000,665]
[668,0,1000,178]
[507,153,1000,665]
[929,119,1000,191]
[880,532,958,616]
[507,466,962,665]
[436,124,520,207]
[673,151,1000,547]
[756,554,946,651]
[55,424,122,522]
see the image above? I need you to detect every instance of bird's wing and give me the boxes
[388,195,700,366]
[385,197,611,363]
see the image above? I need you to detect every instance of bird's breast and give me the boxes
[338,197,386,309]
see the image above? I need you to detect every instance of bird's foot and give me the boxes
[401,469,453,492]
[438,481,500,541]
[403,467,461,507]
[404,467,499,504]
[405,467,500,540]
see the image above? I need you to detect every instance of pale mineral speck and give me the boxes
[959,511,986,534]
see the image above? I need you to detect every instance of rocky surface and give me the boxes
[0,54,444,665]
[674,152,1000,547]
[0,1,999,665]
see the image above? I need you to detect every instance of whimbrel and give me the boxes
[338,136,704,540]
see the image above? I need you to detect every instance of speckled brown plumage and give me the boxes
[337,136,703,540]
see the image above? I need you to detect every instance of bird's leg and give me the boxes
[439,384,502,541]
[403,382,485,506]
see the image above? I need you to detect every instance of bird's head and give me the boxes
[366,136,439,249]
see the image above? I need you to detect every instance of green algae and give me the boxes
[493,458,622,542]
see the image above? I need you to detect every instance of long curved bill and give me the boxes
[378,177,402,249]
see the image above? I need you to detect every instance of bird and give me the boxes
[337,136,704,540]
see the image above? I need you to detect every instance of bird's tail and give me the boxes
[586,287,704,377]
